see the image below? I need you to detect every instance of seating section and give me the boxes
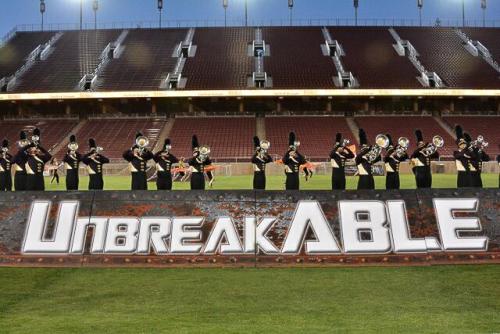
[265,116,355,160]
[463,28,500,63]
[443,116,500,156]
[395,27,500,88]
[0,119,78,152]
[354,116,455,157]
[98,28,187,91]
[328,27,421,88]
[168,117,256,160]
[262,27,338,89]
[12,30,121,92]
[74,118,166,159]
[183,27,254,90]
[0,31,54,79]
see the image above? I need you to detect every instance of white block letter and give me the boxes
[104,218,140,254]
[170,218,203,254]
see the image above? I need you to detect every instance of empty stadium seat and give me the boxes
[168,117,256,160]
[73,118,166,160]
[265,116,356,160]
[395,27,500,88]
[98,28,188,91]
[11,30,121,92]
[183,27,254,90]
[0,119,78,152]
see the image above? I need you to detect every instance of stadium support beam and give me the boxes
[1,89,500,101]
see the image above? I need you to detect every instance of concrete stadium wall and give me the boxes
[0,189,498,268]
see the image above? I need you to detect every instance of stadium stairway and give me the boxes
[153,118,176,152]
[51,119,88,158]
[345,117,360,143]
[256,116,266,140]
[433,116,456,140]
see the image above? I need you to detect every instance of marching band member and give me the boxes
[82,139,109,190]
[252,136,272,190]
[283,132,305,190]
[154,139,179,190]
[0,140,13,191]
[411,130,440,189]
[24,128,52,191]
[384,134,409,190]
[466,133,489,188]
[330,133,354,190]
[12,131,29,191]
[497,154,500,188]
[453,126,472,188]
[189,135,212,190]
[123,133,154,191]
[355,129,381,190]
[63,135,81,190]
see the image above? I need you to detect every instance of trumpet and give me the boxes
[365,134,389,163]
[92,146,104,154]
[422,135,444,156]
[471,135,488,150]
[135,135,149,154]
[341,138,350,147]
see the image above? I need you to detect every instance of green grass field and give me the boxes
[44,173,500,191]
[0,266,499,333]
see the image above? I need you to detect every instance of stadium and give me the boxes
[0,0,499,332]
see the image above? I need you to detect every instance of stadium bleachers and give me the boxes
[73,118,166,159]
[182,27,254,90]
[354,116,456,157]
[328,27,421,88]
[98,28,188,91]
[463,28,500,63]
[168,117,256,160]
[395,27,500,88]
[0,31,54,80]
[265,116,356,160]
[11,30,121,92]
[443,116,500,156]
[262,27,337,89]
[0,119,78,152]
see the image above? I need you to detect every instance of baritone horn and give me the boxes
[365,134,389,163]
[398,137,410,149]
[68,142,79,152]
[260,140,270,152]
[423,135,444,156]
[199,145,211,162]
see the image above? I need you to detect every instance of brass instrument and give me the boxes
[471,135,488,150]
[422,135,444,156]
[395,137,410,157]
[31,135,40,147]
[341,138,350,147]
[68,142,79,152]
[198,145,211,162]
[365,134,389,163]
[94,146,104,154]
[135,135,149,155]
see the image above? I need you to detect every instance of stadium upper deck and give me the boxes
[0,26,499,98]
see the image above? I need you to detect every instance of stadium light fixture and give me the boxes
[80,0,83,30]
[288,0,294,26]
[158,0,164,28]
[481,0,486,27]
[245,0,248,27]
[40,0,46,31]
[461,0,465,27]
[93,0,99,30]
[223,0,228,27]
[417,0,423,27]
[353,0,359,26]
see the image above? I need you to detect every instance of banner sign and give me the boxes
[0,190,498,267]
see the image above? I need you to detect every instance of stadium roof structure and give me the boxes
[0,26,500,101]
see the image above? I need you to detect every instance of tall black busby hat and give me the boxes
[33,128,40,137]
[464,132,472,143]
[455,125,466,145]
[359,129,368,146]
[2,139,8,148]
[335,133,342,145]
[89,138,97,149]
[386,134,394,147]
[70,134,76,143]
[164,138,171,149]
[192,135,199,150]
[20,131,27,140]
[415,129,424,143]
[253,136,260,149]
[288,132,296,147]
